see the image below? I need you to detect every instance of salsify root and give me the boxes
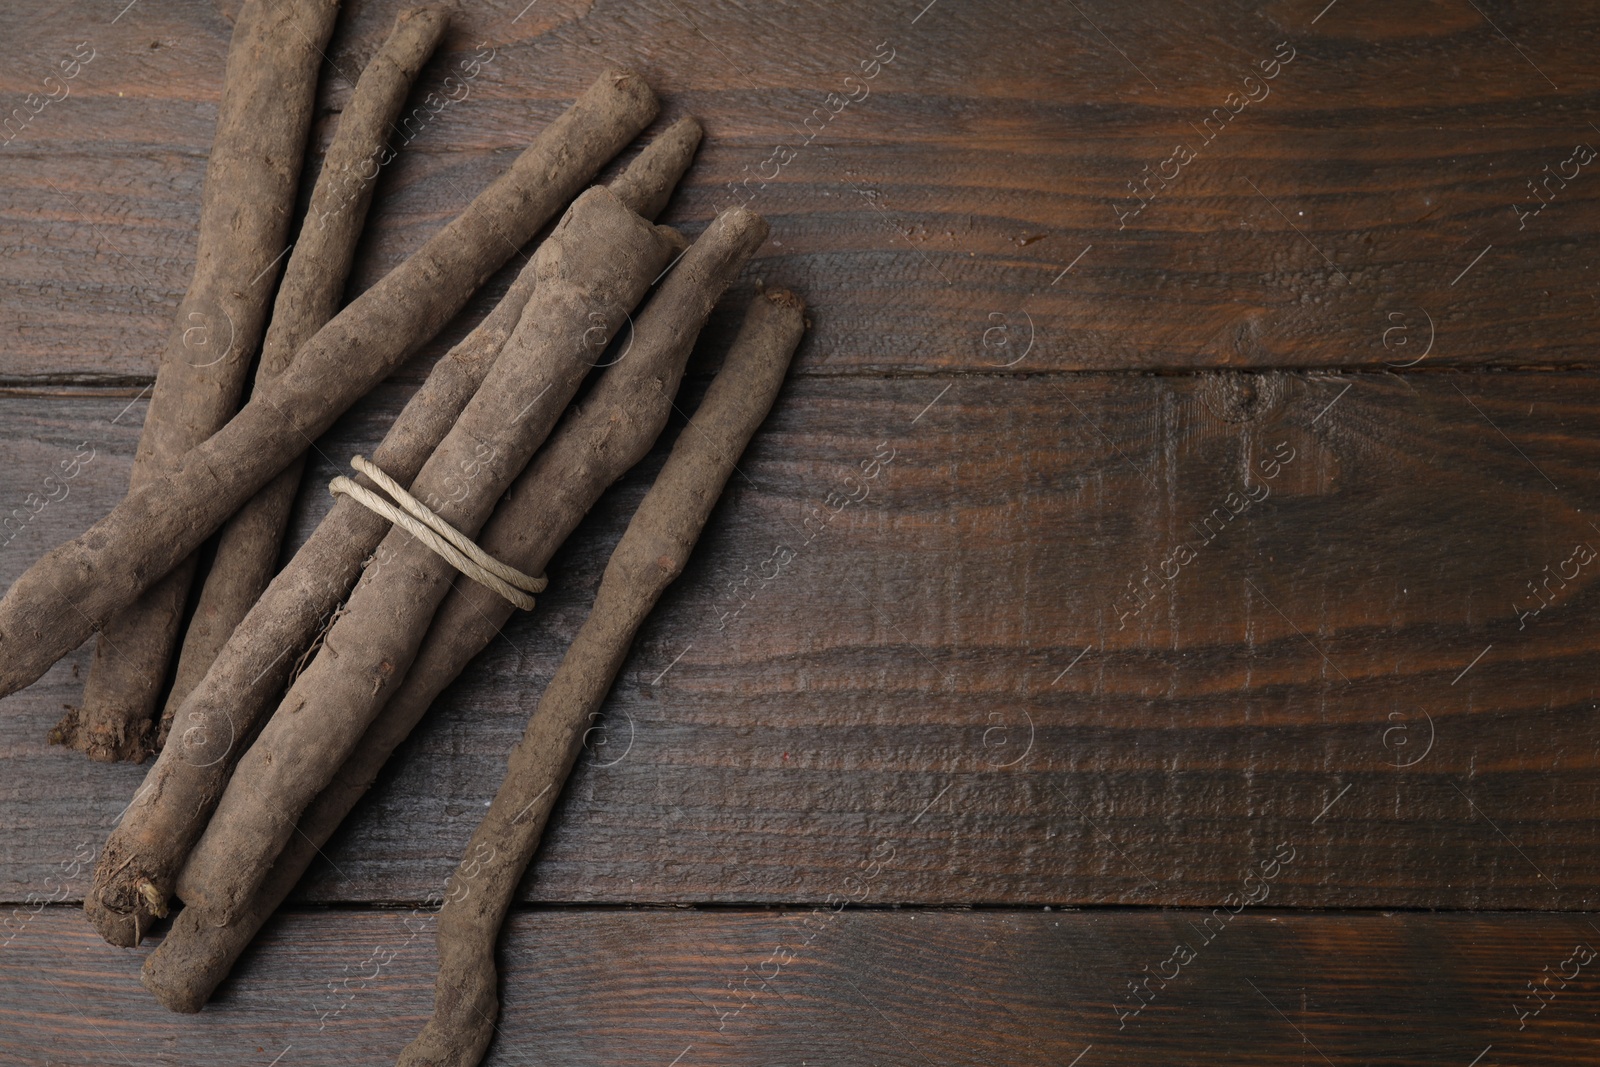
[0,67,657,702]
[396,288,806,1067]
[345,202,767,813]
[607,114,703,222]
[139,209,768,1011]
[175,186,683,925]
[159,6,450,750]
[55,0,342,764]
[87,271,536,952]
[85,118,701,949]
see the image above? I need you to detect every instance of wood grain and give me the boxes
[4,365,1599,909]
[6,0,1600,1057]
[3,0,1599,384]
[4,907,1600,1065]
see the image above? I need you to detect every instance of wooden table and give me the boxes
[4,0,1599,1062]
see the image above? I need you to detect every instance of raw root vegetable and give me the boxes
[0,67,657,702]
[354,204,767,791]
[160,6,450,749]
[312,206,769,810]
[85,269,537,951]
[85,121,702,949]
[608,115,702,222]
[176,186,683,925]
[55,0,342,764]
[397,288,806,1067]
[138,213,770,1010]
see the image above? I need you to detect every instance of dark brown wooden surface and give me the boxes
[5,0,1600,1060]
[5,0,1600,385]
[8,907,1600,1065]
[6,367,1600,911]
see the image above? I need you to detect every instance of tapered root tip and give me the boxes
[84,895,145,948]
[714,204,771,248]
[584,67,657,130]
[394,951,500,1067]
[142,958,207,1014]
[86,843,170,947]
[671,114,705,142]
[603,67,653,105]
[140,905,219,1014]
[608,115,705,221]
[762,287,805,313]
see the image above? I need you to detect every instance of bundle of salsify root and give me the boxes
[0,0,806,1054]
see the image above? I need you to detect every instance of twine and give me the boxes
[329,455,547,610]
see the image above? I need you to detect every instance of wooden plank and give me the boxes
[3,0,1600,383]
[4,367,1600,908]
[2,907,1599,1064]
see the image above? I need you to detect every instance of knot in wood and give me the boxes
[1200,371,1286,425]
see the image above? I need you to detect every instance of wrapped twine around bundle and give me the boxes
[330,455,547,610]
